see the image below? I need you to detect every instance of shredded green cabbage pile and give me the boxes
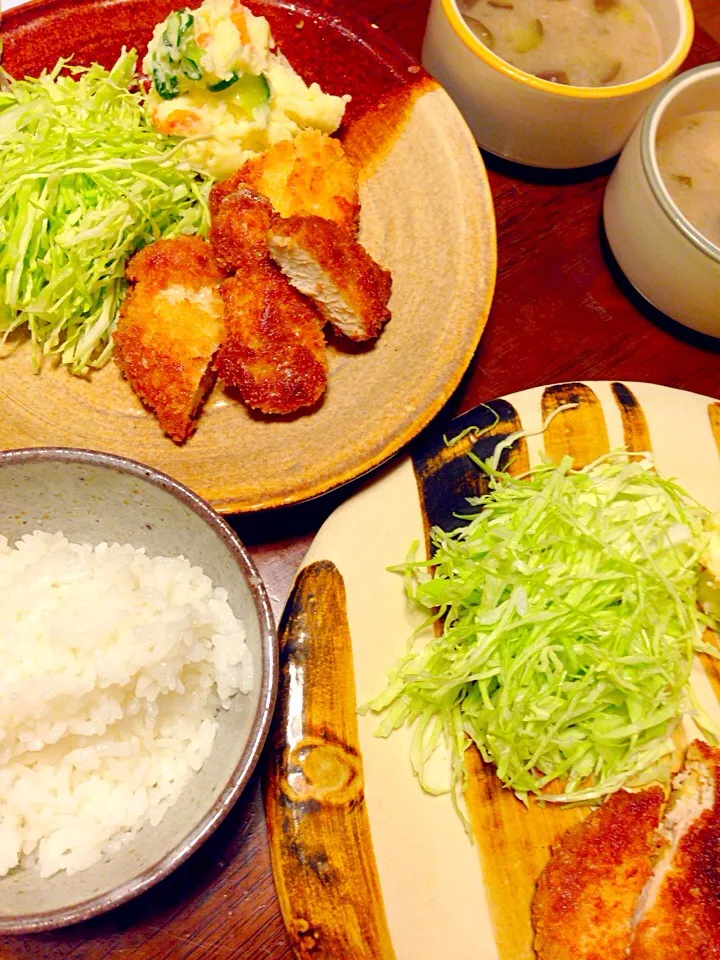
[368,452,720,808]
[0,50,211,373]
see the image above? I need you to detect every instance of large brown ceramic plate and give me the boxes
[0,0,496,513]
[266,381,720,959]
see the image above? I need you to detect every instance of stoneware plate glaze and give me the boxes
[0,448,277,932]
[265,381,720,959]
[0,0,496,514]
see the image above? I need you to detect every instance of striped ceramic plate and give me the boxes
[265,381,720,960]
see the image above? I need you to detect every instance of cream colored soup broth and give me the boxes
[656,111,720,250]
[458,0,662,88]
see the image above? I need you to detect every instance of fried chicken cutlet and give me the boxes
[630,741,720,959]
[208,129,360,231]
[209,187,277,273]
[114,236,225,442]
[215,263,327,415]
[532,787,666,960]
[209,188,328,413]
[268,215,392,341]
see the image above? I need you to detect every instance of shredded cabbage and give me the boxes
[367,452,720,810]
[0,50,212,373]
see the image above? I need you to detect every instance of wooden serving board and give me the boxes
[265,381,720,959]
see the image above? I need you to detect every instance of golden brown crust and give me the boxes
[630,744,720,960]
[686,739,720,766]
[209,187,278,273]
[114,236,224,443]
[208,130,360,231]
[268,215,392,341]
[215,263,327,415]
[125,234,224,288]
[532,788,666,960]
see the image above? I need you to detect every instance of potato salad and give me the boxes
[143,0,350,177]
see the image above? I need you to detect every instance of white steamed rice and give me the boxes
[0,530,253,879]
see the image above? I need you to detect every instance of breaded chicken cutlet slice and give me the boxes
[215,262,327,415]
[114,235,224,443]
[532,787,666,960]
[209,187,277,273]
[268,215,392,342]
[630,740,720,959]
[209,129,360,231]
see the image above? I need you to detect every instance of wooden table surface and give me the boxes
[4,2,720,958]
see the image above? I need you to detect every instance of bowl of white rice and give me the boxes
[0,447,277,932]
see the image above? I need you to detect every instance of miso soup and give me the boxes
[656,110,720,250]
[458,0,662,88]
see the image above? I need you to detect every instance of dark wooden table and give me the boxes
[5,3,719,958]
